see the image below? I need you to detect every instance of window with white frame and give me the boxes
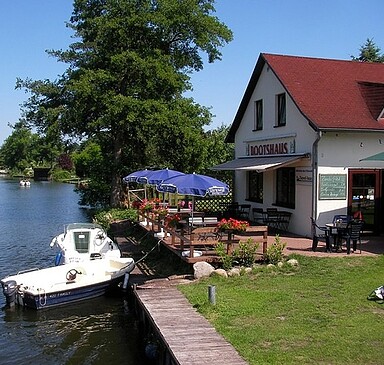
[276,93,286,127]
[254,99,263,131]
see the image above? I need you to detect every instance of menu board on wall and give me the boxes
[319,174,347,200]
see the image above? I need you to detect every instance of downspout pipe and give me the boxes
[312,131,322,222]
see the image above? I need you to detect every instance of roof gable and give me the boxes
[226,53,384,143]
[358,81,384,120]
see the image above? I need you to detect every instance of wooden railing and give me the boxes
[139,212,268,263]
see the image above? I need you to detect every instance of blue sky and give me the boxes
[0,0,383,144]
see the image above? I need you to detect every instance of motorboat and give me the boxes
[1,257,135,309]
[50,223,121,265]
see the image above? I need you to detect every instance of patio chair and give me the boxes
[331,215,351,250]
[238,204,251,220]
[252,208,264,225]
[341,220,364,254]
[310,217,331,252]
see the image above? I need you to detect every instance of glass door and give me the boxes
[348,170,381,234]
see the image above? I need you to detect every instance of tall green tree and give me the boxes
[0,121,40,172]
[17,0,232,207]
[351,38,384,63]
[201,124,234,181]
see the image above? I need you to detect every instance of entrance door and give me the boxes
[348,170,381,234]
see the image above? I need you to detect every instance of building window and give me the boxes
[248,171,263,203]
[276,167,295,208]
[254,99,263,130]
[276,93,286,127]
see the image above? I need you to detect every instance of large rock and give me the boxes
[228,267,241,277]
[193,261,215,279]
[287,258,299,267]
[211,268,228,278]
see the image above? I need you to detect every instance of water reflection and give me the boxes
[2,295,144,365]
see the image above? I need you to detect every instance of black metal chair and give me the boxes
[330,215,351,250]
[342,220,364,254]
[310,217,331,252]
[238,204,251,220]
[252,208,264,225]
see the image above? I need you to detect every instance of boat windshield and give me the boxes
[74,231,90,253]
[65,223,102,232]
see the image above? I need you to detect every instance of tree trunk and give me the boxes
[110,134,123,208]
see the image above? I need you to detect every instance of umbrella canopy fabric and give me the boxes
[123,169,152,183]
[137,168,184,185]
[156,173,229,197]
[360,152,384,161]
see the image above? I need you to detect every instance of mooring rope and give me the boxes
[135,239,163,265]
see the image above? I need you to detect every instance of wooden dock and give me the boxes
[133,286,248,365]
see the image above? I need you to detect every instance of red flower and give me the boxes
[217,218,249,232]
[165,214,181,228]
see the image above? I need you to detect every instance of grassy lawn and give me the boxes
[177,254,384,364]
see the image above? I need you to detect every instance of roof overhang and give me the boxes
[211,154,310,171]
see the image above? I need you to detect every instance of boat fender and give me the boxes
[54,252,63,266]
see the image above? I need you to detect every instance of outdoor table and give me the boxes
[325,222,348,251]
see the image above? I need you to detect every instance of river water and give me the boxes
[0,177,146,364]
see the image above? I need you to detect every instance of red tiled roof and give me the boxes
[226,53,384,143]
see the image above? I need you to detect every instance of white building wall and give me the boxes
[233,63,317,236]
[315,131,384,228]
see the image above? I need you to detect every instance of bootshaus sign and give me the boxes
[247,137,296,156]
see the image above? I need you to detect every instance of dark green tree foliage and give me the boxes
[351,38,384,63]
[17,0,232,207]
[0,121,40,172]
[201,124,234,182]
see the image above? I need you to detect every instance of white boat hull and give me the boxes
[1,257,135,310]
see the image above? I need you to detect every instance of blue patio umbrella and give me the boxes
[156,173,229,197]
[136,168,185,185]
[123,169,154,200]
[157,173,229,221]
[123,169,152,183]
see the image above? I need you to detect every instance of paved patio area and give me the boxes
[274,232,384,257]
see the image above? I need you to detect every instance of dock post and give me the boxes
[208,285,216,305]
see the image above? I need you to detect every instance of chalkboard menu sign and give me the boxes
[319,174,347,200]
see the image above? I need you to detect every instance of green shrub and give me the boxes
[232,238,260,266]
[50,168,75,181]
[93,208,138,230]
[215,241,233,271]
[264,235,286,264]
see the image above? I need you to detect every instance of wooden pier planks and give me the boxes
[134,287,248,365]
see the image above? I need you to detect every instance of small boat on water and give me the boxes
[50,223,121,265]
[19,180,31,187]
[1,257,135,309]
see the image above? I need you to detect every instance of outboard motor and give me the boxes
[2,280,18,308]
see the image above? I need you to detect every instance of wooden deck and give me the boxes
[134,286,248,365]
[139,214,268,264]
